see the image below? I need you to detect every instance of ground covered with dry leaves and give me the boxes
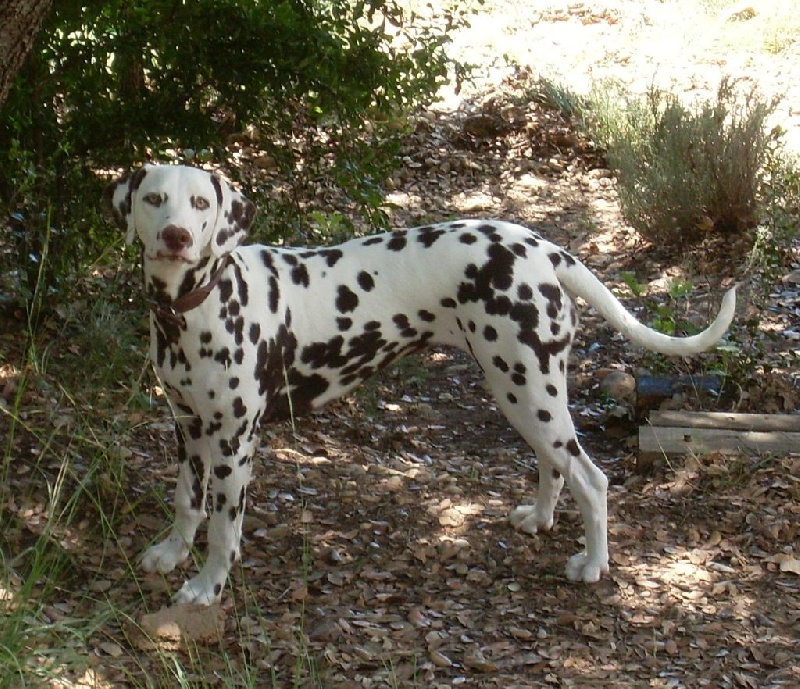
[2,1,800,688]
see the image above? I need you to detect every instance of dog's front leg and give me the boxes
[172,431,255,605]
[141,415,210,576]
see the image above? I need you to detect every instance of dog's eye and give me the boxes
[193,196,210,211]
[143,193,163,207]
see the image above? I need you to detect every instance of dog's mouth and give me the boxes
[146,251,193,264]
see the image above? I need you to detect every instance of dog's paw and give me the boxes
[565,551,609,583]
[173,570,224,606]
[141,535,190,574]
[509,504,555,535]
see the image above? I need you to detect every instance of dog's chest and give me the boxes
[149,308,258,405]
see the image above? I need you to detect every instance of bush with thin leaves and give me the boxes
[586,78,781,245]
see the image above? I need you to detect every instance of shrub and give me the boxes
[0,146,113,323]
[0,0,469,312]
[585,78,781,245]
[2,0,463,161]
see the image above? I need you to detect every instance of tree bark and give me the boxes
[0,0,53,110]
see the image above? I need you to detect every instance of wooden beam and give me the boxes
[639,425,800,461]
[648,411,800,433]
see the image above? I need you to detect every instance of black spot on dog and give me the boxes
[387,231,407,251]
[509,302,539,332]
[301,336,346,369]
[336,285,359,313]
[507,392,518,403]
[538,283,562,318]
[492,356,509,372]
[357,271,375,291]
[518,283,533,301]
[267,275,280,314]
[337,317,353,331]
[361,236,383,246]
[292,264,310,287]
[546,383,558,397]
[205,418,222,435]
[418,225,446,247]
[233,263,248,306]
[460,232,477,244]
[215,347,232,368]
[537,410,552,422]
[566,439,580,456]
[484,325,497,341]
[457,243,516,306]
[525,233,542,248]
[320,248,343,267]
[219,279,234,304]
[518,330,571,375]
[233,397,247,418]
[418,310,435,322]
[188,453,205,509]
[392,314,418,339]
[260,250,277,274]
[476,224,502,243]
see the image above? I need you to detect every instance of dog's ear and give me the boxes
[106,166,149,245]
[210,172,255,257]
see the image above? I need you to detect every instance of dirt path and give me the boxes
[2,2,798,687]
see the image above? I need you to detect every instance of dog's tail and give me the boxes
[556,255,736,356]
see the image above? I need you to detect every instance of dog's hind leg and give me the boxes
[503,394,609,582]
[480,348,609,582]
[509,454,565,535]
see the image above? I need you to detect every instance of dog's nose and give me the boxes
[162,226,193,252]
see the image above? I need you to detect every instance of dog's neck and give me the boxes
[143,253,221,305]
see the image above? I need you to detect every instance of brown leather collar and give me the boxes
[151,255,232,326]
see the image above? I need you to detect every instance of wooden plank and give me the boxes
[639,426,800,460]
[649,411,800,433]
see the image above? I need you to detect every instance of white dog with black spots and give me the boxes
[109,164,736,605]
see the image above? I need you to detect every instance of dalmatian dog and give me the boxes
[109,164,736,605]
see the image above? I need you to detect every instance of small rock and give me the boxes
[139,604,225,644]
[599,370,636,401]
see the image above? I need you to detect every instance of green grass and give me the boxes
[0,295,313,687]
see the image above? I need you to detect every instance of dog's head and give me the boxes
[107,164,256,262]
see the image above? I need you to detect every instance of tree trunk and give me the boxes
[0,0,53,110]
